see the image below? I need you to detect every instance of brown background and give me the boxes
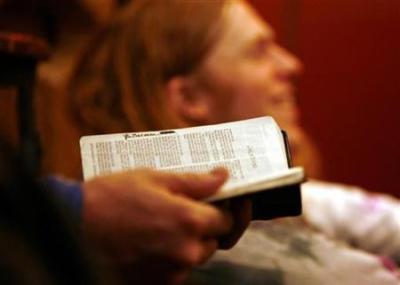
[1,1,399,195]
[251,0,400,196]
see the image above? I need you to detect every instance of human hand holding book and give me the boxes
[80,117,304,220]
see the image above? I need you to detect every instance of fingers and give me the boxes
[218,197,252,249]
[173,194,233,237]
[155,167,229,200]
[177,238,218,268]
[199,239,218,264]
[152,167,235,242]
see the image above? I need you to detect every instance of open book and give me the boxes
[80,117,304,219]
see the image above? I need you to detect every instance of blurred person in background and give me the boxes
[66,0,400,284]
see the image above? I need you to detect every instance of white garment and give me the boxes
[186,181,400,285]
[302,180,400,261]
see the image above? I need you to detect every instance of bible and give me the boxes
[80,117,304,220]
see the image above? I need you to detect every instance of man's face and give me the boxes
[196,0,302,128]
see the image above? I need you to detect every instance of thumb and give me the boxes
[161,168,229,200]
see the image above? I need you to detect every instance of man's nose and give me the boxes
[273,45,303,77]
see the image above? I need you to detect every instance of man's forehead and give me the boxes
[217,0,274,56]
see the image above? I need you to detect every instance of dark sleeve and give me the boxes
[42,176,83,223]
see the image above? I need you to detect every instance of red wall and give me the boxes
[250,0,400,196]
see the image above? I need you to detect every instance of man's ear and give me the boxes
[164,76,213,125]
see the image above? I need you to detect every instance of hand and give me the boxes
[217,197,252,249]
[81,168,231,284]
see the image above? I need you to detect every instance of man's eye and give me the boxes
[248,40,270,59]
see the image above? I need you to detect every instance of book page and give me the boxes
[80,117,290,191]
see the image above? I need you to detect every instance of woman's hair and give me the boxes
[69,0,225,134]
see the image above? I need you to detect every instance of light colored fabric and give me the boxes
[186,181,400,284]
[303,180,400,261]
[187,220,400,285]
